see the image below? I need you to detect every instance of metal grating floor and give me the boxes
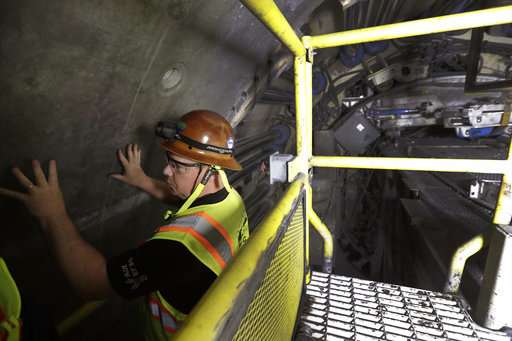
[297,271,511,341]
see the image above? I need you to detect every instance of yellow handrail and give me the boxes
[444,235,485,294]
[310,156,510,174]
[240,0,305,57]
[303,5,512,49]
[174,175,305,340]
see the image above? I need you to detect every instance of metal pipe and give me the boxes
[310,156,511,175]
[494,174,512,225]
[235,135,275,156]
[236,140,274,163]
[229,149,274,186]
[303,5,512,49]
[307,185,334,273]
[174,175,305,340]
[244,184,270,208]
[494,135,512,225]
[293,54,312,280]
[236,131,275,148]
[294,56,308,158]
[240,0,305,57]
[444,234,485,294]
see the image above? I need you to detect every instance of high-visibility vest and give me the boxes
[141,187,249,341]
[0,258,22,341]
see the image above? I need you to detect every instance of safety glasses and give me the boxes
[165,152,201,171]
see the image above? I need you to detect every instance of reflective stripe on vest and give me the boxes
[143,186,249,341]
[157,211,234,270]
[148,297,178,334]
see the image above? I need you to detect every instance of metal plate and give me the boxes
[297,272,511,341]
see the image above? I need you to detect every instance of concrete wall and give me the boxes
[0,0,320,337]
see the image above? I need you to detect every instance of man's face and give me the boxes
[163,152,203,199]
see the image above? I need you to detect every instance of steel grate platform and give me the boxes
[297,271,511,341]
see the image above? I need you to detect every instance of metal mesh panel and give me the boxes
[233,200,305,341]
[299,272,511,341]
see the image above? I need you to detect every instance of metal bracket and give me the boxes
[269,153,294,184]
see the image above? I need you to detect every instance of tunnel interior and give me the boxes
[1,0,512,339]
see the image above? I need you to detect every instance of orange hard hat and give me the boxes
[160,110,242,170]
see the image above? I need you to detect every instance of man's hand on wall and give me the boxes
[0,160,68,225]
[111,144,149,188]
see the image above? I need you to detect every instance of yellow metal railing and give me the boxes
[241,2,512,279]
[444,234,485,294]
[56,3,512,337]
[303,6,512,49]
[174,175,306,340]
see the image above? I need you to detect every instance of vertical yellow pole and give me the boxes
[294,56,307,157]
[295,55,312,279]
[243,0,335,276]
[494,137,512,225]
[494,174,512,225]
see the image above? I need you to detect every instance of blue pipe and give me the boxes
[339,44,365,68]
[368,108,419,117]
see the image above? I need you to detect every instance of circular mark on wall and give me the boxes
[159,63,185,96]
[167,0,192,21]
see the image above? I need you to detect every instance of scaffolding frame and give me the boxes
[241,0,512,274]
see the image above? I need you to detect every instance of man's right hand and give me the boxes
[111,144,148,188]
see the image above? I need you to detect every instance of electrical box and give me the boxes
[333,114,380,155]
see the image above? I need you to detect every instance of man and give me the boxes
[0,110,249,340]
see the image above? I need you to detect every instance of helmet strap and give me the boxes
[173,166,217,216]
[167,166,233,219]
